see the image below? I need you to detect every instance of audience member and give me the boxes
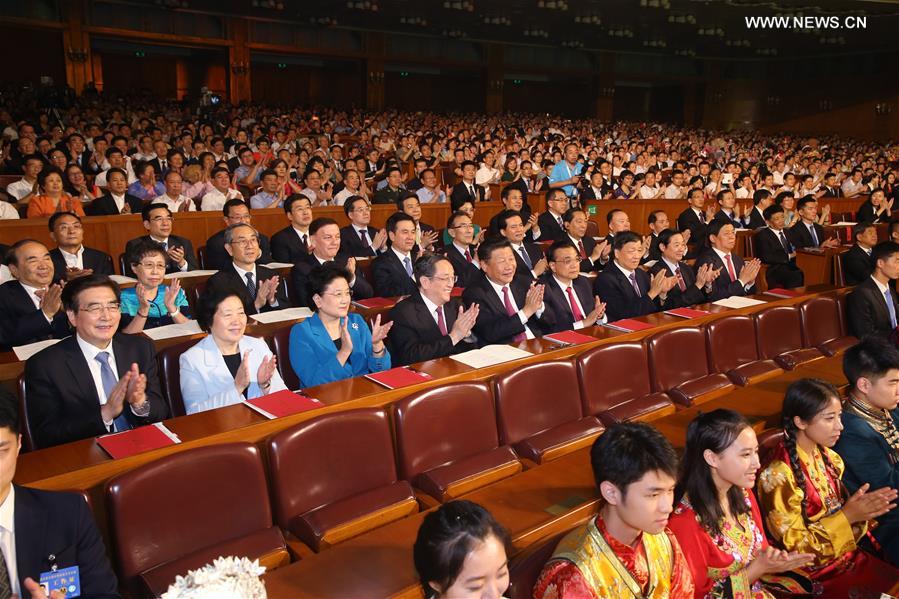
[540,240,606,332]
[495,209,546,283]
[26,168,85,218]
[5,153,43,204]
[270,194,313,263]
[204,199,273,270]
[88,167,142,215]
[562,207,608,273]
[536,188,569,242]
[678,188,717,259]
[442,210,482,288]
[48,211,113,282]
[119,239,191,333]
[127,161,165,203]
[788,197,839,250]
[372,212,419,297]
[694,220,761,301]
[200,166,243,211]
[338,195,387,258]
[747,189,774,229]
[290,217,372,307]
[650,229,718,310]
[124,203,198,275]
[841,222,877,286]
[754,204,805,289]
[449,160,486,204]
[856,187,893,224]
[397,192,437,252]
[846,241,899,339]
[644,209,672,263]
[594,231,676,321]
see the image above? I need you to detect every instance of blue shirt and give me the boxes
[127,181,166,202]
[250,191,281,209]
[119,285,190,329]
[549,160,583,198]
[235,165,261,186]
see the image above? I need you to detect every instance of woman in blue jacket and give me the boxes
[289,262,392,387]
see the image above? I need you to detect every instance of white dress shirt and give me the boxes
[0,485,20,598]
[552,274,607,328]
[156,193,196,212]
[486,277,542,339]
[59,246,85,269]
[201,187,243,212]
[6,178,35,201]
[0,201,18,220]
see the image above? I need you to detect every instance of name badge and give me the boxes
[39,565,81,597]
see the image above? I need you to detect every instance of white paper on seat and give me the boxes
[712,296,767,309]
[141,320,204,340]
[163,270,218,279]
[108,274,137,285]
[449,344,532,369]
[830,222,857,226]
[250,307,313,324]
[13,338,62,361]
[262,262,294,269]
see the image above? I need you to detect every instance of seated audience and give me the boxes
[650,229,718,310]
[757,378,899,594]
[48,211,113,283]
[204,199,272,270]
[834,338,899,567]
[548,143,584,200]
[536,188,570,242]
[462,238,554,345]
[249,168,283,209]
[88,167,142,215]
[372,212,419,297]
[206,223,287,315]
[856,187,892,224]
[562,207,608,273]
[534,422,694,598]
[442,210,482,288]
[788,197,840,250]
[841,222,877,286]
[5,153,42,204]
[747,189,774,229]
[540,240,606,332]
[290,217,373,307]
[846,241,899,340]
[694,220,761,301]
[604,208,631,246]
[413,500,510,599]
[449,160,486,205]
[487,186,536,240]
[387,253,478,366]
[120,239,191,333]
[127,161,165,202]
[668,409,815,597]
[712,189,747,229]
[644,209,672,263]
[0,240,69,350]
[442,196,483,246]
[678,188,717,259]
[200,166,242,211]
[26,167,85,218]
[153,169,196,212]
[271,194,313,263]
[397,192,437,251]
[594,231,676,322]
[753,204,805,289]
[495,209,546,283]
[24,275,168,449]
[339,195,388,258]
[124,203,198,275]
[180,288,286,415]
[288,263,391,387]
[415,168,446,204]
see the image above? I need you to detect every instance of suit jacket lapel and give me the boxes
[14,486,46,590]
[63,337,100,403]
[573,277,593,309]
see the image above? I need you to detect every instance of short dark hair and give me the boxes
[343,195,368,217]
[48,211,81,231]
[753,189,772,206]
[706,218,731,239]
[284,193,311,213]
[223,198,248,217]
[796,196,817,211]
[656,228,682,248]
[211,166,230,179]
[647,210,666,226]
[307,263,352,311]
[546,239,578,262]
[309,217,338,236]
[591,422,677,497]
[774,191,794,206]
[61,274,120,312]
[128,237,167,266]
[106,167,127,182]
[495,209,523,232]
[413,252,450,283]
[561,207,585,224]
[37,167,64,188]
[142,202,172,222]
[460,160,477,170]
[612,230,640,251]
[195,285,244,332]
[386,211,415,234]
[762,204,784,221]
[446,210,470,230]
[260,168,278,181]
[844,337,899,389]
[500,185,522,201]
[396,191,420,211]
[6,239,46,268]
[413,500,510,599]
[477,237,512,263]
[606,208,625,226]
[852,221,875,241]
[0,393,19,436]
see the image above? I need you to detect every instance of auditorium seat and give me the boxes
[105,443,288,598]
[798,295,857,356]
[647,327,734,406]
[196,245,208,269]
[754,306,826,369]
[492,360,604,463]
[835,291,850,337]
[757,428,785,464]
[118,253,128,276]
[269,324,300,390]
[575,342,675,424]
[16,374,35,452]
[508,529,570,599]
[704,315,783,386]
[393,382,522,502]
[834,252,846,287]
[156,338,200,417]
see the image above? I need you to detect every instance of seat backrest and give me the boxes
[105,442,273,585]
[196,245,208,269]
[493,360,583,445]
[754,305,804,359]
[703,315,762,372]
[508,529,569,599]
[835,291,850,336]
[192,281,208,306]
[269,324,299,390]
[757,428,785,465]
[156,338,201,417]
[393,382,499,480]
[834,252,846,287]
[647,327,709,391]
[576,342,652,415]
[118,253,128,276]
[16,374,34,452]
[267,408,399,530]
[798,296,843,347]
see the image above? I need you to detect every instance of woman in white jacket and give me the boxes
[179,286,286,415]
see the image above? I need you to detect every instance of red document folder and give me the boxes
[764,288,801,298]
[97,423,180,459]
[604,318,656,332]
[351,297,396,309]
[543,330,597,345]
[243,389,323,419]
[664,307,711,319]
[364,367,433,389]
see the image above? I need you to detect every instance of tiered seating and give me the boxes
[647,327,735,406]
[704,315,784,386]
[754,305,827,369]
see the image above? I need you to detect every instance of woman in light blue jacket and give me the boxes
[180,287,286,415]
[289,263,392,388]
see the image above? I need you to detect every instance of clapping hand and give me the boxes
[449,303,479,344]
[256,354,278,393]
[163,278,182,314]
[370,313,393,346]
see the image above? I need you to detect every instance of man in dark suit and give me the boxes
[495,209,546,283]
[88,167,143,215]
[398,192,438,252]
[206,224,288,315]
[443,210,482,288]
[0,398,119,597]
[746,189,773,230]
[677,188,716,259]
[449,160,486,205]
[204,199,272,271]
[593,232,675,322]
[0,240,70,350]
[290,218,373,307]
[753,205,805,289]
[841,222,878,286]
[462,239,555,345]
[847,241,899,340]
[124,203,198,276]
[487,186,537,240]
[371,212,419,297]
[694,220,762,301]
[339,195,387,258]
[787,197,841,250]
[386,253,478,365]
[819,173,841,198]
[25,275,169,449]
[579,169,613,202]
[642,210,671,264]
[541,240,606,332]
[711,189,748,229]
[47,212,113,283]
[536,188,570,242]
[649,229,718,310]
[270,194,313,264]
[65,133,95,173]
[562,207,608,273]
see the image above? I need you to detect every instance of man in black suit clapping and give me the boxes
[841,222,877,286]
[649,229,719,309]
[540,240,606,332]
[847,241,899,340]
[693,220,762,301]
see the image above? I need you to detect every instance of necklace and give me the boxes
[845,394,899,461]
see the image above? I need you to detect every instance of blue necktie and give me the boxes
[95,351,131,433]
[886,289,898,328]
[809,225,819,246]
[403,256,413,278]
[245,272,257,299]
[519,245,533,269]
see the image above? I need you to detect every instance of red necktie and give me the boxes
[724,254,737,282]
[577,240,587,259]
[465,249,472,263]
[566,286,585,321]
[503,286,527,342]
[675,267,687,292]
[436,307,447,336]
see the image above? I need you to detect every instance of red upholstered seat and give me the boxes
[647,327,734,406]
[269,324,300,390]
[155,338,199,417]
[754,305,825,370]
[798,295,857,357]
[703,315,784,386]
[508,529,570,599]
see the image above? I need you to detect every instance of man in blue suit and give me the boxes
[0,392,120,597]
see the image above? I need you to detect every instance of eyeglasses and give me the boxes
[136,261,166,270]
[321,289,353,299]
[150,216,173,223]
[450,224,474,230]
[551,257,580,265]
[228,237,260,247]
[80,302,121,315]
[427,274,458,285]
